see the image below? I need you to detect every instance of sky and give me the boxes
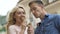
[0,0,19,16]
[0,0,53,16]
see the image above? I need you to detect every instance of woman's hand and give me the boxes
[27,23,34,34]
[20,22,27,34]
[21,22,27,31]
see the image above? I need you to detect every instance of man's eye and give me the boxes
[33,8,36,10]
[30,8,36,11]
[33,7,36,10]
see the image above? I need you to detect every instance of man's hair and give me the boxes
[29,0,43,6]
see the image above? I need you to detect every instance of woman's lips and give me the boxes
[20,16,25,21]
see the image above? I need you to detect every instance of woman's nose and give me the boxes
[21,14,25,17]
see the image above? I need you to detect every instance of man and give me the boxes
[28,0,60,34]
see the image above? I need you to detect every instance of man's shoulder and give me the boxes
[47,14,60,20]
[53,14,60,18]
[50,14,60,20]
[48,14,60,18]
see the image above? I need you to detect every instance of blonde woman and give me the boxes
[6,6,28,34]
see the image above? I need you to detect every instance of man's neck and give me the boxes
[40,10,47,20]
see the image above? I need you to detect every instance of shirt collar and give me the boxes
[43,14,49,20]
[45,14,49,17]
[38,14,49,26]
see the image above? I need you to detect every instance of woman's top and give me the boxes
[8,25,27,34]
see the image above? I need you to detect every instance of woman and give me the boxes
[6,6,27,34]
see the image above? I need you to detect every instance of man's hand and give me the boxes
[27,23,34,34]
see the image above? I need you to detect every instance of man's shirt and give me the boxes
[35,14,60,34]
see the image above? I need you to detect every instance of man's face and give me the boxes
[29,3,43,18]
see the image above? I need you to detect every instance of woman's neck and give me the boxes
[15,21,22,26]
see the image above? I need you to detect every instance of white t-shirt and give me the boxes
[8,25,27,34]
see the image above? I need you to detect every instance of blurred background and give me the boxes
[0,0,60,34]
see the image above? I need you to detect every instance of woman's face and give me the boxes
[14,8,25,22]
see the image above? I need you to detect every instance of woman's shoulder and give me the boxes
[9,25,16,29]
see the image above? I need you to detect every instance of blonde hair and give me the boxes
[6,6,25,34]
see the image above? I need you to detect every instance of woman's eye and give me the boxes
[18,12,21,14]
[17,12,25,14]
[23,12,25,14]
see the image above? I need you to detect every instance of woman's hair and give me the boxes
[6,6,25,34]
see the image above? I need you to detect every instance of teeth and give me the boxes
[20,16,25,20]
